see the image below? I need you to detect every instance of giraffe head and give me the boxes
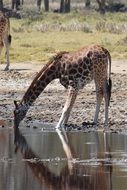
[14,100,28,128]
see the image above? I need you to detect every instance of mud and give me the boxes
[0,61,127,132]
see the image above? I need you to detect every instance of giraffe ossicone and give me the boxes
[0,11,11,71]
[14,44,112,128]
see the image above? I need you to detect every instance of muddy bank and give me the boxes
[0,61,127,132]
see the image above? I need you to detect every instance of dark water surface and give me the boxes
[0,125,127,190]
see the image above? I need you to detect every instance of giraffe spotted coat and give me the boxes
[14,44,112,128]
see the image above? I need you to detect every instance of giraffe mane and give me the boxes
[21,51,68,103]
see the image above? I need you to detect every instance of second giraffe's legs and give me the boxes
[0,43,3,60]
[4,35,10,71]
[56,87,78,129]
[94,87,103,125]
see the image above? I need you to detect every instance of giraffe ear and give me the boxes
[14,100,18,109]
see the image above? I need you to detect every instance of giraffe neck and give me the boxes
[21,61,60,107]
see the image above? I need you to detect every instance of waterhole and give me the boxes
[0,124,127,190]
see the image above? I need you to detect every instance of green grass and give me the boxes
[1,11,127,64]
[11,31,127,62]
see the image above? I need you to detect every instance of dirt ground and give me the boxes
[0,60,127,132]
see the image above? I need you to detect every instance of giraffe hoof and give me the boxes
[4,67,9,71]
[104,124,109,128]
[82,121,96,126]
[55,124,61,129]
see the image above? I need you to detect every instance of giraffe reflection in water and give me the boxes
[14,127,112,190]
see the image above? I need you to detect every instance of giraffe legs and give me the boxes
[94,88,103,125]
[94,79,111,127]
[0,43,3,65]
[104,92,109,126]
[104,79,112,126]
[4,34,10,71]
[56,87,78,129]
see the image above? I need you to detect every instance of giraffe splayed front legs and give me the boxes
[0,11,11,71]
[14,45,112,128]
[56,87,78,128]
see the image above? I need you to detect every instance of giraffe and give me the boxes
[14,44,112,128]
[0,11,11,71]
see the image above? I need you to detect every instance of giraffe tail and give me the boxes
[107,51,112,106]
[8,34,12,45]
[107,78,112,106]
[7,16,12,45]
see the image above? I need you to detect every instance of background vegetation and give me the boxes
[0,0,127,64]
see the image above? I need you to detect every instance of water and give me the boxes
[0,125,127,190]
